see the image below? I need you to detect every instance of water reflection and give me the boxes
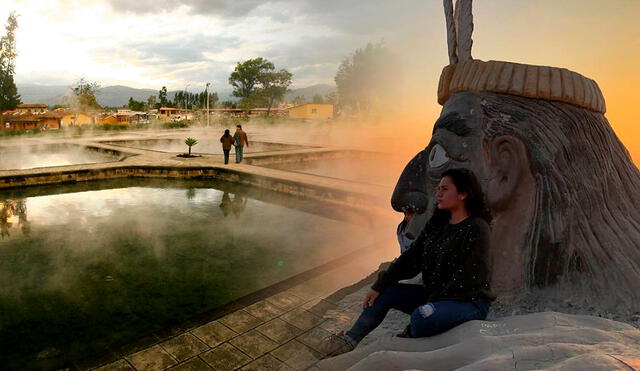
[231,192,247,218]
[186,187,197,200]
[0,199,29,238]
[219,191,232,217]
[218,191,248,218]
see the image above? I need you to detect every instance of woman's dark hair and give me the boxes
[430,167,492,225]
[224,129,230,136]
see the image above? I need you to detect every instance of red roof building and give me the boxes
[16,104,48,114]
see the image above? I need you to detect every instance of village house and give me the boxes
[97,111,147,126]
[38,111,64,130]
[1,114,41,130]
[158,107,183,117]
[204,108,288,117]
[247,107,288,116]
[97,113,127,125]
[60,112,95,126]
[287,103,334,120]
[208,108,244,117]
[0,109,63,130]
[15,104,48,114]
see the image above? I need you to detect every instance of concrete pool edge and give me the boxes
[0,163,388,209]
[99,139,316,155]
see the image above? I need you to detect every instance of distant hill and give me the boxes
[97,85,158,107]
[17,84,234,107]
[16,84,70,106]
[17,83,336,108]
[285,84,335,102]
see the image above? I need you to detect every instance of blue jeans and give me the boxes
[346,284,489,342]
[235,146,244,163]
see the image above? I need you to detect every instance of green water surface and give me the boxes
[0,179,373,369]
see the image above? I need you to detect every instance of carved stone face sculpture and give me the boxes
[392,88,640,310]
[391,0,640,310]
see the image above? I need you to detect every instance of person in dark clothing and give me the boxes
[232,125,249,163]
[322,168,494,356]
[220,129,234,164]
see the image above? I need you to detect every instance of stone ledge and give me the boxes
[0,165,385,211]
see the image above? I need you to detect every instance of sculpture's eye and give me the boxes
[428,143,449,168]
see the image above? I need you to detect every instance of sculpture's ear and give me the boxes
[486,136,529,211]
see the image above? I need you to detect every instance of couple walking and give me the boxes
[220,125,249,164]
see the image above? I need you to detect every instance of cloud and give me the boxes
[13,0,442,89]
[261,0,434,36]
[103,0,432,34]
[264,35,351,64]
[120,34,240,65]
[104,0,270,17]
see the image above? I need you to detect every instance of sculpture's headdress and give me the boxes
[438,0,606,114]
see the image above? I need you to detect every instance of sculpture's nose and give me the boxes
[391,149,430,213]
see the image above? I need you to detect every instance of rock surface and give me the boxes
[316,285,640,370]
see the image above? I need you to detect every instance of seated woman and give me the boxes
[323,168,495,356]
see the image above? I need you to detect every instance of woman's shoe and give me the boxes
[395,325,411,338]
[320,331,355,357]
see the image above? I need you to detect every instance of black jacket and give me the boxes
[372,216,494,302]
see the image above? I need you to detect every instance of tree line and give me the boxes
[127,89,219,111]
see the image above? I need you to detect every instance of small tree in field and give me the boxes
[185,137,198,155]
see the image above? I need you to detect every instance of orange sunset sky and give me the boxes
[476,1,640,163]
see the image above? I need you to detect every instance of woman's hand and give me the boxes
[362,289,380,309]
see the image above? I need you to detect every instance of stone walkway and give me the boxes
[0,131,390,210]
[91,245,394,371]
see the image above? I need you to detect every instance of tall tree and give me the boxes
[173,91,183,107]
[324,91,338,105]
[291,95,306,106]
[208,91,219,108]
[0,73,20,111]
[312,94,325,104]
[158,86,168,107]
[147,95,157,110]
[258,69,292,115]
[127,97,145,111]
[0,12,21,111]
[228,57,274,108]
[71,78,101,109]
[334,40,396,113]
[229,57,292,113]
[221,100,237,108]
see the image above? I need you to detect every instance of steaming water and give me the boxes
[103,139,306,154]
[0,144,121,170]
[0,179,374,369]
[265,157,405,186]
